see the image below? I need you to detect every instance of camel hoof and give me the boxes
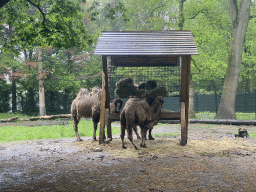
[122,146,127,149]
[77,138,83,142]
[140,144,147,148]
[93,137,97,141]
[148,137,155,140]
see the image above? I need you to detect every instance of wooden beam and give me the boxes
[180,55,191,146]
[112,55,179,67]
[108,111,180,121]
[99,56,108,144]
[106,56,112,139]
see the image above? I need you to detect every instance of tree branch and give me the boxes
[26,0,50,32]
[191,58,201,73]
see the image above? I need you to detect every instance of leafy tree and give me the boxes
[0,0,91,53]
[0,0,97,115]
[238,14,256,92]
[0,52,26,112]
[183,0,230,93]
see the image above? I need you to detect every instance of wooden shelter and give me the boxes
[94,31,198,146]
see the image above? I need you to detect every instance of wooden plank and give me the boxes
[160,111,180,120]
[108,111,180,121]
[94,31,199,56]
[112,55,179,67]
[106,56,112,139]
[180,55,191,146]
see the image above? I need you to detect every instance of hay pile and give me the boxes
[115,78,169,98]
[73,137,256,158]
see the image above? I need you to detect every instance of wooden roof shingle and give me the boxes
[94,31,198,56]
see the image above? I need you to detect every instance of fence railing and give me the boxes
[193,91,256,120]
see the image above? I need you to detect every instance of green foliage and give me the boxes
[251,132,256,139]
[183,0,231,92]
[240,15,256,92]
[0,0,93,52]
[89,0,170,31]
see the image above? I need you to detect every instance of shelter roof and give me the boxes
[94,31,198,56]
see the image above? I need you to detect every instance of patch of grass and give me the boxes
[0,113,31,120]
[195,112,216,119]
[194,112,256,120]
[236,112,256,120]
[250,133,256,139]
[0,120,120,142]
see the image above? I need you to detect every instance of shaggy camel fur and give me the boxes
[71,86,123,141]
[120,96,164,149]
[136,80,158,140]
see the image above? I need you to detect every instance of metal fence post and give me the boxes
[215,91,218,115]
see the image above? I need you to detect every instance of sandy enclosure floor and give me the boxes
[1,122,256,191]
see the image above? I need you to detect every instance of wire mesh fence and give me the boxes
[109,65,181,111]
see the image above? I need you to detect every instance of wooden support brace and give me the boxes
[106,56,112,139]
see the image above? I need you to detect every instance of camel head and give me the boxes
[113,98,123,113]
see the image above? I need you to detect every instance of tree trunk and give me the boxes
[38,47,46,116]
[11,78,17,113]
[178,0,196,119]
[215,0,251,119]
[178,0,185,30]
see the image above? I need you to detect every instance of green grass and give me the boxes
[0,120,120,142]
[195,112,256,120]
[249,133,256,139]
[0,113,31,119]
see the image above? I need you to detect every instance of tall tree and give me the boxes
[1,0,93,115]
[215,0,251,119]
[0,0,91,52]
[38,47,46,116]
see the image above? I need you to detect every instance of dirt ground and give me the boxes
[1,121,256,192]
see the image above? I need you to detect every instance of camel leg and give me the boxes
[133,126,141,139]
[148,127,155,140]
[140,127,147,148]
[127,128,138,150]
[121,124,126,149]
[73,118,82,142]
[93,121,97,141]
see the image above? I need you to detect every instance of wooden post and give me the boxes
[106,56,112,139]
[99,56,110,144]
[180,55,191,146]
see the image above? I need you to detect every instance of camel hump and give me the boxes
[92,86,101,95]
